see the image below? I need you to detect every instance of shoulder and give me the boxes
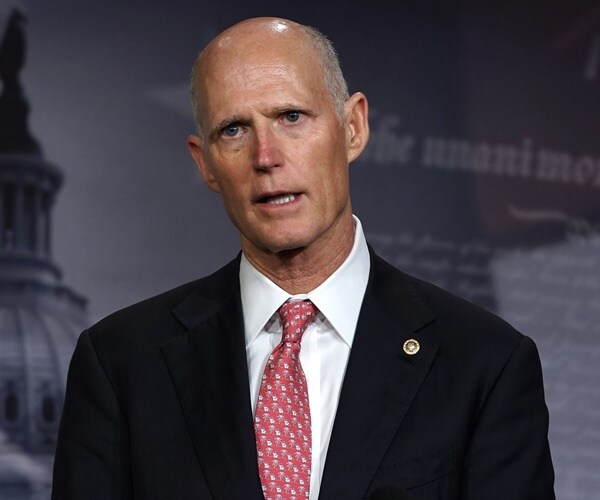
[369,252,545,413]
[370,251,526,362]
[84,256,240,353]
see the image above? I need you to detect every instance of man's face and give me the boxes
[189,24,366,260]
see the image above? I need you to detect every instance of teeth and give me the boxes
[267,194,296,205]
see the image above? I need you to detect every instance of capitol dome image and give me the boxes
[0,9,88,499]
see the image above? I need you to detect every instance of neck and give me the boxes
[242,216,355,294]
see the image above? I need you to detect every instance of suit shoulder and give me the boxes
[86,257,240,347]
[372,253,524,352]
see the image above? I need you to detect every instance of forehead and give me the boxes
[197,27,328,118]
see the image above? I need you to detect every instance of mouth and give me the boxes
[256,193,301,206]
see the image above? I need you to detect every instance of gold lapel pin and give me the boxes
[403,339,420,355]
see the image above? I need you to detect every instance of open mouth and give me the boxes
[258,193,300,205]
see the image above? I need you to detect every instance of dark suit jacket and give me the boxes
[52,251,555,499]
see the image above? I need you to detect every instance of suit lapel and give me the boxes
[160,259,264,499]
[319,253,438,500]
[157,251,438,499]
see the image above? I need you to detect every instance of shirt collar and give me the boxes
[240,215,370,348]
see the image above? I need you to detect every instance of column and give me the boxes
[14,183,24,251]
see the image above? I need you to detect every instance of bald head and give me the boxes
[190,17,349,134]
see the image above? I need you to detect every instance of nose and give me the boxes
[253,124,282,171]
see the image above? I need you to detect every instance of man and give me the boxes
[52,17,555,499]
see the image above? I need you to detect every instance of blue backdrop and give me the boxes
[1,1,599,498]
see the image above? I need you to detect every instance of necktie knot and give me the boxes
[279,300,318,344]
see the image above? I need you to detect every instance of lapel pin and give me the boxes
[403,339,420,355]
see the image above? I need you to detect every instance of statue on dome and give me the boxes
[0,8,41,154]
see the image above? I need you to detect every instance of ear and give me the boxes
[187,134,221,193]
[344,92,369,163]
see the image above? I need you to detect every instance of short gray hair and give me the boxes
[190,54,204,133]
[190,22,350,133]
[299,24,349,121]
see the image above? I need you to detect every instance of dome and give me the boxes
[0,9,89,497]
[0,291,85,454]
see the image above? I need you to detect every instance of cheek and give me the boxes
[206,154,249,195]
[320,141,350,187]
[305,133,345,170]
[218,178,247,208]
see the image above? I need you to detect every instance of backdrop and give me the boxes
[1,1,599,498]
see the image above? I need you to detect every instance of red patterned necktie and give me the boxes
[254,300,317,500]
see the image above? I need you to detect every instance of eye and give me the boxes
[222,124,241,137]
[283,111,301,123]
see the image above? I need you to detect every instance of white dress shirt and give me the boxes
[240,216,370,500]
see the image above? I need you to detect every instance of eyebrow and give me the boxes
[271,103,306,113]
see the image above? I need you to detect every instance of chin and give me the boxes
[266,241,308,255]
[251,226,308,249]
[260,235,314,256]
